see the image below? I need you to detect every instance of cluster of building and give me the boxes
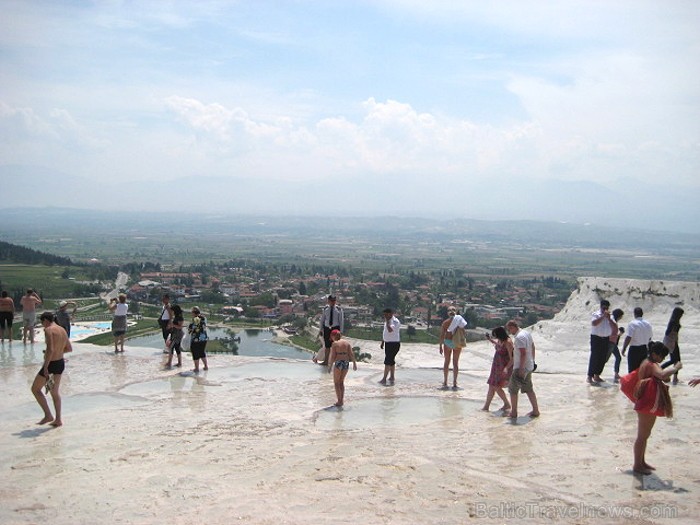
[113,267,567,329]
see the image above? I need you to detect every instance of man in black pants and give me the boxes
[622,307,653,373]
[318,295,343,366]
[588,300,613,384]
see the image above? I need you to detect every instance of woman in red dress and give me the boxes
[620,341,682,475]
[482,326,513,413]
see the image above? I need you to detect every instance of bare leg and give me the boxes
[525,390,540,417]
[202,356,209,370]
[509,391,518,419]
[496,387,511,411]
[482,385,496,410]
[388,365,395,382]
[193,359,200,372]
[49,374,63,426]
[31,374,54,424]
[442,348,452,386]
[633,413,657,474]
[452,347,462,387]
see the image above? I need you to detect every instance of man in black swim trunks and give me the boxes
[31,311,72,427]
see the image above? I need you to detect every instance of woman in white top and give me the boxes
[109,294,129,353]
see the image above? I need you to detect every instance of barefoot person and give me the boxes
[317,295,343,366]
[31,311,73,427]
[482,326,513,413]
[0,290,15,342]
[109,294,128,353]
[438,306,466,389]
[620,341,682,475]
[165,304,184,368]
[55,300,78,338]
[188,306,209,373]
[20,289,42,343]
[506,320,540,420]
[660,307,684,384]
[379,308,401,385]
[327,329,356,407]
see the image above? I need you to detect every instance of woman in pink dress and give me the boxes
[482,326,513,413]
[620,341,682,475]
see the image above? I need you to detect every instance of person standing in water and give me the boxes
[660,307,684,384]
[109,294,128,353]
[379,308,401,385]
[188,306,209,373]
[30,312,73,427]
[327,329,356,407]
[165,304,184,368]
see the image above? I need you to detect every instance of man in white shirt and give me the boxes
[379,308,401,385]
[506,320,540,420]
[588,300,614,384]
[621,307,653,373]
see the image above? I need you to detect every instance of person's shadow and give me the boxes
[13,427,55,438]
[628,470,690,493]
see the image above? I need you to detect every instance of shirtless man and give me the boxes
[0,291,15,342]
[327,329,357,407]
[20,289,42,343]
[31,311,73,427]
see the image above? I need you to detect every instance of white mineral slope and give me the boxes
[1,277,699,525]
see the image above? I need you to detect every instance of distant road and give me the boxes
[102,271,129,303]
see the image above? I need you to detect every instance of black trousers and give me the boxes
[588,335,608,377]
[661,344,681,369]
[322,325,340,350]
[627,344,648,373]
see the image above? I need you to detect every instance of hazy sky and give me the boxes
[1,1,699,232]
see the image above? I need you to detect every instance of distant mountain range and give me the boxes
[0,207,698,256]
[1,163,698,234]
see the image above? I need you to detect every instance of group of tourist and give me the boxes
[317,295,539,418]
[587,299,686,476]
[0,289,44,344]
[16,291,212,429]
[123,294,210,373]
[10,287,697,479]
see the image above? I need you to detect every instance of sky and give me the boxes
[1,0,699,233]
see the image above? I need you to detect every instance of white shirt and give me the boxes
[512,329,535,372]
[447,314,467,333]
[320,304,344,332]
[114,303,128,316]
[627,317,652,346]
[383,316,401,342]
[161,304,171,321]
[590,310,613,337]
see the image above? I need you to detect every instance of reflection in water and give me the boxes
[315,397,481,431]
[126,328,307,360]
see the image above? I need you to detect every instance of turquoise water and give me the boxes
[126,327,308,360]
[70,322,111,339]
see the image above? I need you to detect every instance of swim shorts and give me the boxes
[38,359,66,378]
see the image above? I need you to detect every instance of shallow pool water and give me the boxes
[126,327,308,360]
[313,396,482,430]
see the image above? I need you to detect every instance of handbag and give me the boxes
[181,332,191,352]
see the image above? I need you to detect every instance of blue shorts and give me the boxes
[334,360,350,370]
[443,339,454,349]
